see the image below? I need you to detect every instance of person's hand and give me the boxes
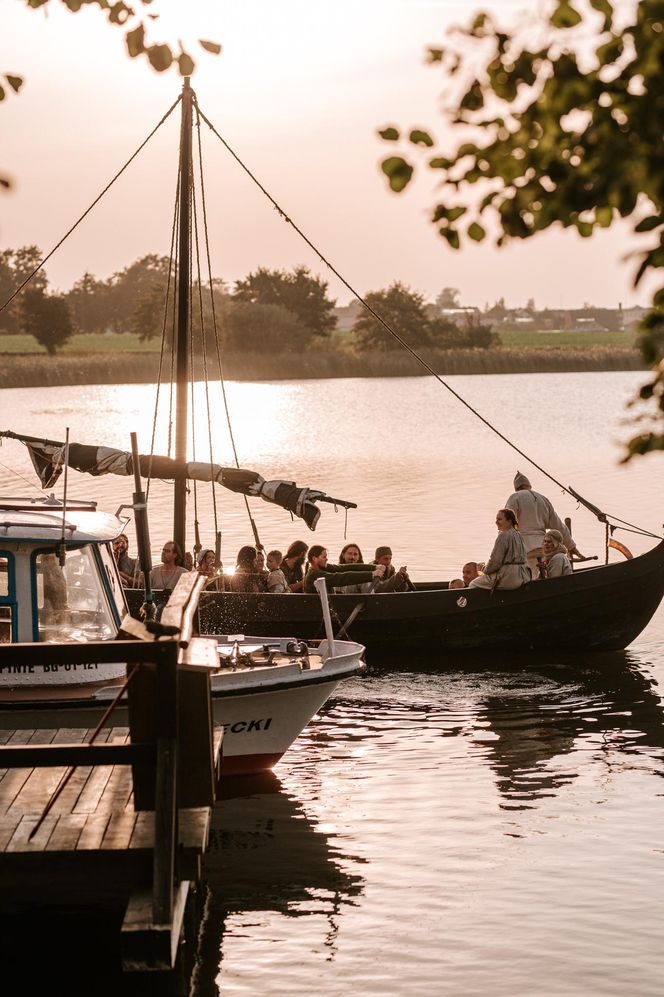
[569,547,584,559]
[477,562,486,572]
[397,565,408,575]
[373,564,386,579]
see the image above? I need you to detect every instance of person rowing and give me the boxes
[304,545,386,593]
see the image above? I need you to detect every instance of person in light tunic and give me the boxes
[469,508,531,591]
[505,471,583,578]
[541,529,573,578]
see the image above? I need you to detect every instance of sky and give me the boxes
[0,0,653,309]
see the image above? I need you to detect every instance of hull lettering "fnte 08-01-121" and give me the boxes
[0,663,101,674]
[221,717,273,734]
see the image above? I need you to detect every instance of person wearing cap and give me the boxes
[303,545,385,593]
[372,546,411,593]
[505,471,583,578]
[541,529,573,578]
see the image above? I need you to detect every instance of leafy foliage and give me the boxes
[222,301,312,353]
[233,266,337,339]
[379,0,664,456]
[0,246,48,332]
[352,282,435,352]
[17,288,73,354]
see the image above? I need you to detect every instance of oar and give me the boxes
[336,580,379,640]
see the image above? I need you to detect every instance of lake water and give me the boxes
[0,371,662,995]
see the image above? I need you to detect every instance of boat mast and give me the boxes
[174,77,194,554]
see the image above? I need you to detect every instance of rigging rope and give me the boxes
[196,103,663,542]
[191,127,220,547]
[147,161,181,504]
[0,96,182,315]
[194,100,264,551]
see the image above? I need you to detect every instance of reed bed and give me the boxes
[0,346,644,389]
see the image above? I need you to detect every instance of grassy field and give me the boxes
[0,329,640,355]
[0,333,160,354]
[498,329,637,349]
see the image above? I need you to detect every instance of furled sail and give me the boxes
[1,430,356,530]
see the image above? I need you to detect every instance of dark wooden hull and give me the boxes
[127,542,664,658]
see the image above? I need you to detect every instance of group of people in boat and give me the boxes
[448,471,584,592]
[112,471,582,595]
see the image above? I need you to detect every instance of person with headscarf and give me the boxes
[541,529,573,578]
[505,471,583,578]
[469,508,531,591]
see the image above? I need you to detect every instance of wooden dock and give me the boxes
[0,574,223,988]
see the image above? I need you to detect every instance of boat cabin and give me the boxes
[0,496,127,644]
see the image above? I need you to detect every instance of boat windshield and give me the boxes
[33,547,116,643]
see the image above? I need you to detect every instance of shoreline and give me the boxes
[0,347,645,388]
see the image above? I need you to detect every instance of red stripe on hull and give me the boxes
[221,751,284,776]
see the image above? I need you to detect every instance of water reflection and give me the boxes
[194,772,365,995]
[317,651,664,814]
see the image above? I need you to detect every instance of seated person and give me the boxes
[449,578,464,589]
[462,562,479,586]
[541,529,573,578]
[304,545,385,593]
[150,541,188,591]
[281,540,309,592]
[198,548,224,590]
[372,546,410,592]
[334,543,373,594]
[469,509,530,591]
[266,550,288,593]
[228,545,268,593]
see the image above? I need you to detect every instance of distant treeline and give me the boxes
[1,248,498,356]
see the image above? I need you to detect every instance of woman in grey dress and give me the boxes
[469,509,531,591]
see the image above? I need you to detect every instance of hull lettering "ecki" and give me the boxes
[222,717,273,734]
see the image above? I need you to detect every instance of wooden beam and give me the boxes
[0,742,156,769]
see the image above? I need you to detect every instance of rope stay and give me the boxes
[0,96,182,316]
[195,103,662,543]
[193,98,264,551]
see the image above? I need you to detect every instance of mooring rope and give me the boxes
[196,103,663,542]
[0,96,182,315]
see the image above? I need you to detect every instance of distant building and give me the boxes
[623,305,649,330]
[334,301,362,331]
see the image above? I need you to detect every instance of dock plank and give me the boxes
[45,813,86,852]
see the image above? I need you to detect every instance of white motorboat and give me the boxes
[0,495,365,774]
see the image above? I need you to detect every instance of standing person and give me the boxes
[304,545,385,593]
[149,541,188,591]
[266,550,288,593]
[372,546,410,592]
[506,471,584,578]
[335,543,372,594]
[281,540,309,593]
[541,529,573,578]
[469,509,531,591]
[113,533,138,587]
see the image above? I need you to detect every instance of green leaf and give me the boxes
[409,129,434,147]
[468,222,486,241]
[378,127,400,142]
[381,156,414,193]
[199,39,222,55]
[440,228,461,249]
[427,48,443,63]
[5,75,23,93]
[635,215,664,233]
[588,0,613,30]
[576,220,594,237]
[429,156,452,170]
[460,79,484,112]
[147,44,173,71]
[126,24,145,58]
[178,52,195,76]
[551,2,583,29]
[0,86,4,102]
[595,205,612,227]
[0,176,10,189]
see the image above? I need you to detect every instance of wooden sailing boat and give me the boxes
[4,79,664,659]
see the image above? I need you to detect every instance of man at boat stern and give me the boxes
[505,472,584,578]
